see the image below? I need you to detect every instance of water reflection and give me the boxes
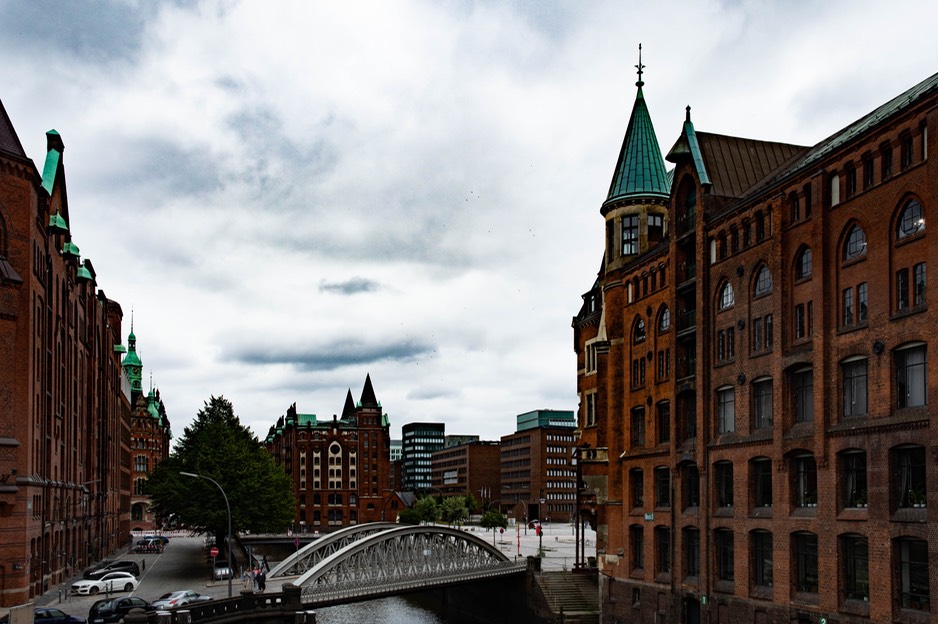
[317,596,445,624]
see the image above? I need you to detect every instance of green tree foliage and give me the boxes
[414,496,440,524]
[396,508,421,525]
[479,510,508,530]
[441,496,469,526]
[146,396,295,545]
[463,491,478,514]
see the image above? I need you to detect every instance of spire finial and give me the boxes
[635,43,645,88]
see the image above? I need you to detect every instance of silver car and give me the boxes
[150,590,212,610]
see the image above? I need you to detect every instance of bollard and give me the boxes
[294,612,306,624]
[305,609,317,623]
[155,610,172,624]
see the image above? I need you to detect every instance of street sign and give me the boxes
[210,546,219,557]
[294,538,300,547]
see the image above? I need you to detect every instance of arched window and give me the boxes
[719,282,734,310]
[658,306,671,332]
[754,266,772,297]
[633,317,646,343]
[897,199,925,239]
[796,247,812,279]
[843,224,867,261]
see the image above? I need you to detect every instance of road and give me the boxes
[35,535,235,620]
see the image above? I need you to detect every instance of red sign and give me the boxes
[210,547,219,557]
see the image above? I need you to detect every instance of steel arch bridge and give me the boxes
[268,523,526,604]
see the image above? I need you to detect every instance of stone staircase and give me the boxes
[536,571,600,624]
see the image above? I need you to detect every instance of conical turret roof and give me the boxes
[604,48,669,208]
[359,374,379,408]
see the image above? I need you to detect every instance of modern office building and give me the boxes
[500,410,577,524]
[573,64,938,623]
[401,422,445,492]
[0,105,131,607]
[430,440,501,512]
[264,375,400,529]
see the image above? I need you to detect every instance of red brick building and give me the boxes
[0,103,130,606]
[126,330,172,531]
[430,440,501,513]
[573,65,938,623]
[264,375,401,531]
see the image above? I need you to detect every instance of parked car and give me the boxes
[81,560,114,578]
[213,563,232,580]
[88,596,153,624]
[141,535,170,545]
[150,590,213,610]
[83,560,140,580]
[34,608,86,624]
[71,571,139,596]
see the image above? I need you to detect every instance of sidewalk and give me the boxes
[462,521,594,571]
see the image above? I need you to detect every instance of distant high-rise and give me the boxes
[401,422,445,492]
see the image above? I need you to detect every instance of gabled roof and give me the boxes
[0,99,26,158]
[695,132,807,200]
[604,72,670,207]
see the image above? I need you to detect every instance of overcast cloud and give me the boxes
[2,0,936,443]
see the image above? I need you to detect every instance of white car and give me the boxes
[71,571,139,595]
[150,590,212,610]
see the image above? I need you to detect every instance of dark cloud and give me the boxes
[226,337,436,371]
[319,277,381,295]
[0,1,193,63]
[94,138,224,198]
[406,386,460,401]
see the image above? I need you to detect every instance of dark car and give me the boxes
[84,560,140,580]
[34,607,86,624]
[88,596,152,624]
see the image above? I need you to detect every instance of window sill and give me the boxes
[655,572,671,584]
[750,585,773,601]
[713,506,734,518]
[713,579,734,594]
[892,507,927,523]
[840,597,870,618]
[891,304,927,321]
[792,591,819,606]
[749,505,773,519]
[791,505,818,518]
[836,321,868,335]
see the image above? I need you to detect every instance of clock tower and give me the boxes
[122,326,144,404]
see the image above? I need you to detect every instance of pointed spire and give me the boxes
[359,373,378,408]
[604,44,670,208]
[342,389,356,419]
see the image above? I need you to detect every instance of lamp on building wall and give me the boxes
[180,471,233,597]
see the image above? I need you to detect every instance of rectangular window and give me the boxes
[630,469,644,508]
[655,526,671,574]
[656,402,670,445]
[752,317,763,352]
[842,451,868,508]
[630,525,644,570]
[794,533,819,593]
[715,529,734,582]
[654,467,670,508]
[765,314,773,350]
[630,408,645,448]
[898,538,930,611]
[683,466,700,509]
[913,262,926,306]
[795,304,806,339]
[753,459,773,508]
[896,446,926,508]
[896,345,927,409]
[863,156,874,188]
[792,369,814,423]
[897,268,910,310]
[857,283,868,322]
[793,455,817,507]
[622,215,639,255]
[753,531,773,588]
[901,133,914,169]
[842,287,854,327]
[881,144,893,179]
[717,387,735,433]
[684,528,700,578]
[585,392,597,427]
[648,213,664,242]
[846,165,856,197]
[681,399,696,441]
[843,536,869,601]
[753,379,773,429]
[843,358,869,417]
[715,461,733,508]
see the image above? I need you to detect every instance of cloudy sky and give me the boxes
[2,1,936,444]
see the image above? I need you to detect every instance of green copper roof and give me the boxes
[297,413,318,427]
[147,389,160,420]
[40,132,61,196]
[604,82,670,206]
[666,107,711,186]
[48,211,68,234]
[62,241,80,258]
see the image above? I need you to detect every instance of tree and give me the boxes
[146,396,295,548]
[396,508,421,525]
[414,496,440,524]
[441,496,469,526]
[479,510,508,531]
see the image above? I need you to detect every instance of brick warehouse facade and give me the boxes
[573,66,938,624]
[264,375,401,531]
[0,103,131,606]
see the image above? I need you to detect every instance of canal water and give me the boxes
[316,596,446,624]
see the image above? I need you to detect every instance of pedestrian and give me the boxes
[257,570,266,592]
[141,559,145,572]
[241,570,250,590]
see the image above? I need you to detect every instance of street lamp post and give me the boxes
[180,471,233,597]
